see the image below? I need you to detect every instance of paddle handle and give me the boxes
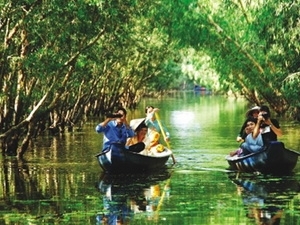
[155,113,170,148]
[155,112,176,164]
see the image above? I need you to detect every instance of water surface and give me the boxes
[1,94,300,224]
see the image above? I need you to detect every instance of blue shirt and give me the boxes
[241,133,264,154]
[95,121,135,150]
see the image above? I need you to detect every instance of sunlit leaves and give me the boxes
[1,0,300,149]
[175,0,299,114]
[283,72,300,107]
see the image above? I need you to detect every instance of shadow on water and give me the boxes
[0,157,70,223]
[96,168,172,225]
[228,172,300,225]
[0,157,45,202]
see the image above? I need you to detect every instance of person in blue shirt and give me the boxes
[236,106,260,143]
[230,116,264,157]
[96,107,136,151]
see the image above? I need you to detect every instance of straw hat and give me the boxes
[245,106,260,117]
[130,118,146,131]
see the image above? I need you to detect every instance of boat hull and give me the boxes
[97,143,172,173]
[226,141,300,174]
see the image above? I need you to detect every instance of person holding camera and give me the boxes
[257,105,282,145]
[95,107,135,151]
[230,105,282,157]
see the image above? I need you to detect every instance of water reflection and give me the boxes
[228,173,300,225]
[0,157,43,202]
[0,156,102,224]
[1,95,300,225]
[96,169,172,225]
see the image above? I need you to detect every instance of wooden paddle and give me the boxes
[155,178,171,212]
[155,112,176,164]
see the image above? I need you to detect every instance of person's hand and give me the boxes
[236,136,243,142]
[147,107,159,114]
[257,114,265,123]
[123,117,129,125]
[100,117,113,127]
[263,118,272,125]
[153,108,160,113]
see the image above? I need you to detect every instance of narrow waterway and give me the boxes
[1,93,300,225]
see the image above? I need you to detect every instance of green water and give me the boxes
[1,94,300,224]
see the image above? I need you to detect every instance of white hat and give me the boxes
[245,106,260,117]
[130,118,146,131]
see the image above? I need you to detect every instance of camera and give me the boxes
[106,113,123,118]
[262,112,269,119]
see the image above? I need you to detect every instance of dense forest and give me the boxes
[1,0,299,157]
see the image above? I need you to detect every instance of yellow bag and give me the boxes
[156,144,164,152]
[150,131,160,146]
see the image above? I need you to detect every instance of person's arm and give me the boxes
[125,126,135,138]
[236,120,247,142]
[123,117,135,137]
[264,118,283,137]
[144,112,153,127]
[95,118,111,133]
[161,122,170,141]
[145,108,159,127]
[165,131,170,140]
[126,137,134,146]
[252,115,264,139]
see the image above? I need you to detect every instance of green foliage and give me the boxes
[1,0,300,156]
[1,0,299,112]
[283,73,300,107]
[171,0,300,114]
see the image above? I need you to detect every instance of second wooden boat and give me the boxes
[226,141,300,175]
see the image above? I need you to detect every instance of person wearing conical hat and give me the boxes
[126,118,149,147]
[236,106,260,143]
[126,118,165,155]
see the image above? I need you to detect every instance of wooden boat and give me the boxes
[96,143,173,173]
[226,141,300,175]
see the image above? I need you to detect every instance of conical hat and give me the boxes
[130,118,146,131]
[245,106,260,117]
